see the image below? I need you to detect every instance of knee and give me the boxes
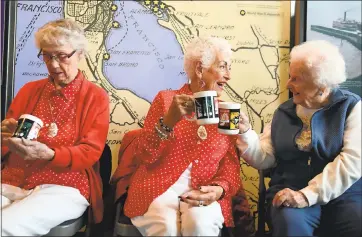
[182,218,217,236]
[270,207,316,236]
[132,208,179,236]
[272,215,302,234]
[181,211,223,236]
[159,215,179,236]
[155,220,178,236]
[150,204,179,235]
[271,208,301,228]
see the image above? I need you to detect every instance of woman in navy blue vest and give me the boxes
[237,40,361,237]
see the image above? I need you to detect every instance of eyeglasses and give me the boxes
[37,50,77,63]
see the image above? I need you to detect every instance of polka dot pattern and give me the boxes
[1,76,89,200]
[124,84,242,227]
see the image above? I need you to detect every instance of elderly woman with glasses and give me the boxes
[1,19,109,236]
[122,36,244,236]
[236,40,361,237]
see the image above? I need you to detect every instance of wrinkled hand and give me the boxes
[7,137,55,161]
[180,185,224,207]
[238,111,251,134]
[1,118,18,146]
[273,188,309,208]
[163,94,195,129]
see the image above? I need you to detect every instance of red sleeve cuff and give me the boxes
[49,147,71,168]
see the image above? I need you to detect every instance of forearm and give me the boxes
[238,127,276,170]
[135,127,172,165]
[50,141,106,170]
[134,92,173,165]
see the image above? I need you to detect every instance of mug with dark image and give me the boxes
[218,102,241,135]
[185,91,219,125]
[13,114,43,140]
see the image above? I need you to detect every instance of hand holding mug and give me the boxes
[12,114,43,140]
[184,91,219,125]
[239,111,251,134]
[163,94,195,129]
[1,118,18,146]
[7,137,55,161]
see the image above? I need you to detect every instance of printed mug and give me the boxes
[13,114,43,139]
[218,102,241,135]
[185,91,219,125]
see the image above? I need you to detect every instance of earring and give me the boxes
[199,79,205,88]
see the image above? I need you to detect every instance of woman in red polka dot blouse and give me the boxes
[1,19,109,236]
[124,36,244,236]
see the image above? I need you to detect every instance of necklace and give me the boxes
[47,98,74,138]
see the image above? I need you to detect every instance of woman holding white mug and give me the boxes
[123,36,248,236]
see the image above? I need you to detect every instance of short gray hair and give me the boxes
[184,36,232,77]
[290,40,346,88]
[35,18,87,53]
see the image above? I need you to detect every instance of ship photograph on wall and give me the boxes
[307,1,361,96]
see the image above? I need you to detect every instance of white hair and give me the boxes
[35,18,87,54]
[184,36,232,77]
[290,40,346,88]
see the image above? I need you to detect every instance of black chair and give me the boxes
[113,192,142,237]
[45,144,112,236]
[256,169,272,237]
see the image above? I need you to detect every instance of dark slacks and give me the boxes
[269,180,361,237]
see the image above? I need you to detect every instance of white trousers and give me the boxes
[1,184,89,236]
[131,165,224,236]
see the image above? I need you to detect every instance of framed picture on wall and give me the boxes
[304,1,361,96]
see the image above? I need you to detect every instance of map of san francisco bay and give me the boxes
[14,0,291,228]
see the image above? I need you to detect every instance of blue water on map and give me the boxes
[14,1,187,103]
[104,1,187,102]
[14,0,63,95]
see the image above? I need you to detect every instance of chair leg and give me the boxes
[113,202,121,237]
[85,225,91,237]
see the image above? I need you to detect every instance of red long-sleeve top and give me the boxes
[1,71,109,223]
[124,84,242,227]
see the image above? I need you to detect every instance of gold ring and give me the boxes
[183,101,189,107]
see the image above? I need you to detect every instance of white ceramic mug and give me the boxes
[185,91,219,125]
[218,102,241,135]
[13,114,43,140]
